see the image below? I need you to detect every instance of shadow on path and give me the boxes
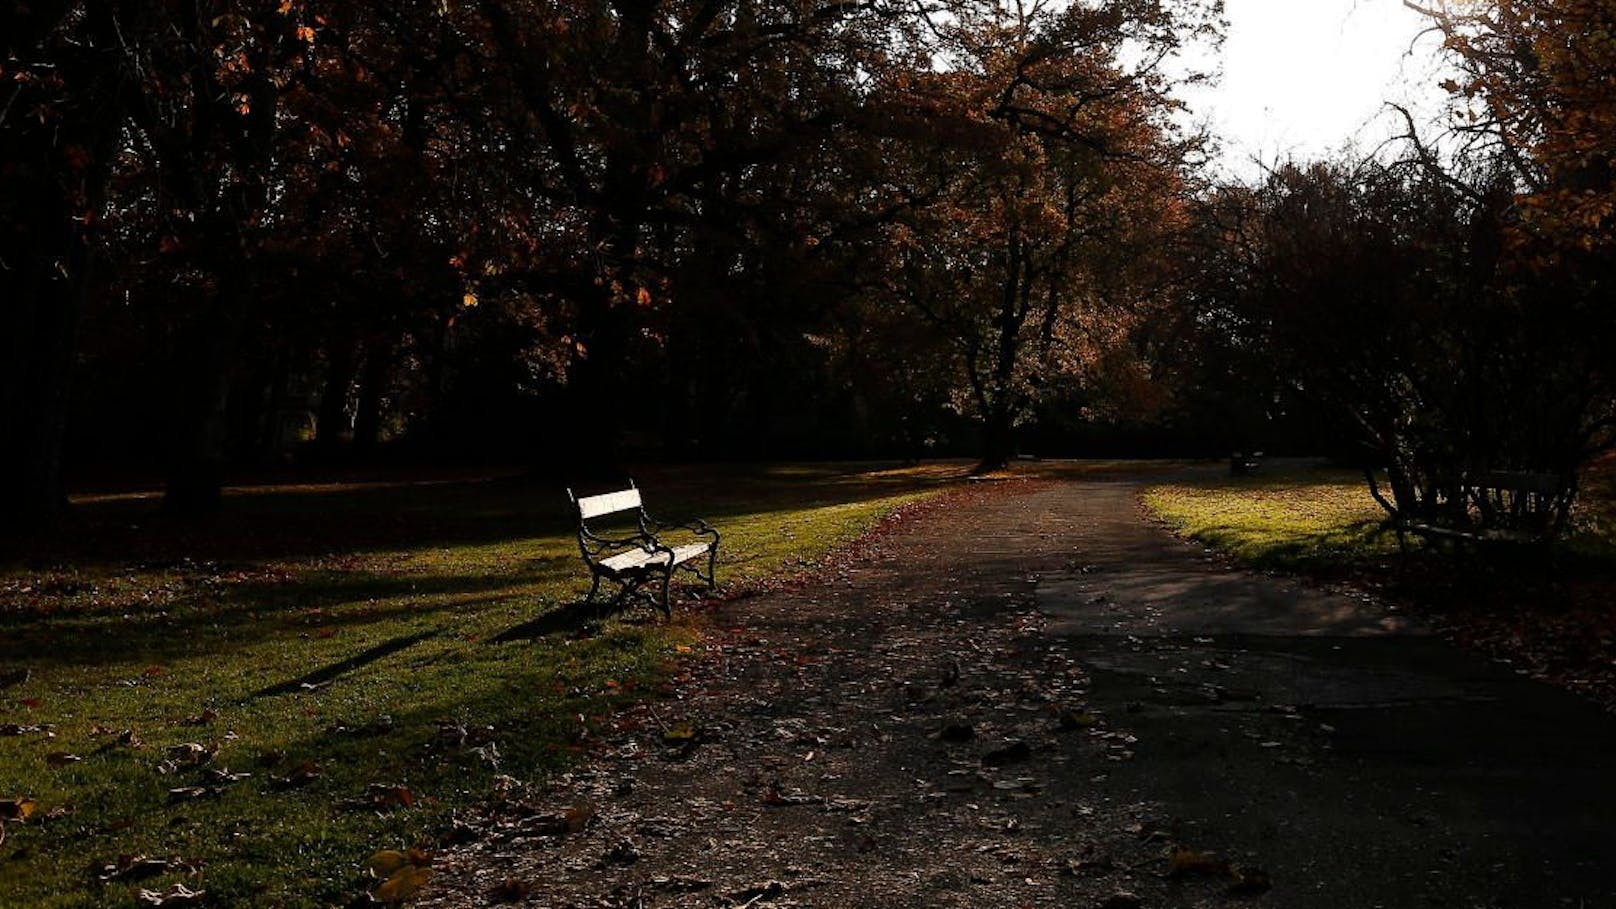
[1036,471,1616,907]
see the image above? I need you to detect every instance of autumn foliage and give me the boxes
[0,0,1222,525]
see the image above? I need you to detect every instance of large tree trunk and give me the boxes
[164,273,252,516]
[314,337,358,458]
[975,406,1016,474]
[0,209,80,531]
[0,3,125,534]
[352,338,394,457]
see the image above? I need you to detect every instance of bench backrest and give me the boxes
[571,486,642,521]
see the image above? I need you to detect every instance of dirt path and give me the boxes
[419,472,1616,909]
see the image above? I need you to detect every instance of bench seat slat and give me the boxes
[577,488,642,520]
[600,542,712,575]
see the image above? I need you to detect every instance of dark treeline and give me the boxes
[3,0,1614,538]
[2,0,1224,529]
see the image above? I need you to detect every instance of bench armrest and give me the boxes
[642,513,720,542]
[580,527,657,550]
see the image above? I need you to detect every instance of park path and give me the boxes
[419,471,1616,909]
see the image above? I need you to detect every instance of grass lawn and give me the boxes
[0,462,966,908]
[1140,464,1399,571]
[1141,457,1616,710]
[1142,457,1616,570]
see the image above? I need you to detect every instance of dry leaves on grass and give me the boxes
[368,848,434,903]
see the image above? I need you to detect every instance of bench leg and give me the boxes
[584,572,603,603]
[658,569,673,619]
[705,546,718,589]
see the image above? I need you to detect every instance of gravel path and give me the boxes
[418,472,1616,909]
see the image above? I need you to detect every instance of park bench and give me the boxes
[1229,451,1264,476]
[1395,470,1573,548]
[566,481,719,617]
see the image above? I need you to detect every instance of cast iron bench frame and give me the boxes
[566,481,719,617]
[1390,470,1573,549]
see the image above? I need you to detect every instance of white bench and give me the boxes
[566,482,719,617]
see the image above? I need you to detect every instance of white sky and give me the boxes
[1182,0,1455,179]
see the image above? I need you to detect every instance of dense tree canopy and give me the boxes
[9,0,1616,542]
[1,0,1222,529]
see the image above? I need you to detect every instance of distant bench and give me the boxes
[1229,451,1264,476]
[566,482,719,617]
[1396,471,1573,548]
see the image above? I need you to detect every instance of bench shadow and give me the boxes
[488,600,610,643]
[249,629,441,699]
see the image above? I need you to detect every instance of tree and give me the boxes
[1411,0,1616,256]
[873,0,1214,471]
[1179,155,1599,535]
[0,2,133,531]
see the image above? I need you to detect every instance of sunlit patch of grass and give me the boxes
[1141,468,1399,570]
[0,463,949,908]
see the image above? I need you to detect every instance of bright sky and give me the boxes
[1183,0,1454,179]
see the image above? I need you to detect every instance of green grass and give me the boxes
[0,462,962,908]
[1141,466,1400,571]
[1143,458,1616,572]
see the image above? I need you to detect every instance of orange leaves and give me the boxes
[0,798,38,821]
[367,848,433,903]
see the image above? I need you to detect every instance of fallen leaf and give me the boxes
[1168,845,1230,877]
[343,783,415,811]
[180,709,218,726]
[564,801,595,833]
[488,879,532,902]
[1057,711,1099,731]
[727,881,786,905]
[982,741,1032,767]
[1227,864,1272,895]
[98,855,174,883]
[0,798,37,821]
[269,761,322,790]
[201,768,251,785]
[157,743,216,774]
[373,865,433,903]
[367,849,412,878]
[602,838,640,865]
[136,883,206,907]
